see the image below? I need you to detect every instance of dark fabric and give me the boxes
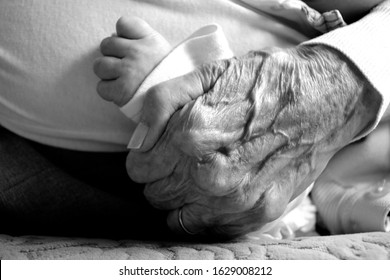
[0,126,170,240]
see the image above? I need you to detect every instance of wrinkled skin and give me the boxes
[127,45,379,238]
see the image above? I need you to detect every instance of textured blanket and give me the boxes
[1,232,389,260]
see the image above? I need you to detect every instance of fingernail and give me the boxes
[128,122,149,149]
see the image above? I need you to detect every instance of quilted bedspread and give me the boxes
[1,232,389,260]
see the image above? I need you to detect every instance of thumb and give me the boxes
[128,62,226,152]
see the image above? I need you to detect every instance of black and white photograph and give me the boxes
[1,0,390,275]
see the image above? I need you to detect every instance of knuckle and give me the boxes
[194,156,236,194]
[221,190,252,212]
[143,84,171,114]
[258,187,287,223]
[181,129,201,146]
[187,103,207,127]
[146,84,169,103]
[125,154,144,182]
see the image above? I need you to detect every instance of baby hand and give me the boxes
[94,16,171,107]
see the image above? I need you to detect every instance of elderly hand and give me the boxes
[127,45,379,238]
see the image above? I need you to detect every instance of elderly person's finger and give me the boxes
[126,127,183,183]
[127,99,246,185]
[167,206,205,236]
[134,75,203,152]
[130,60,228,152]
[165,182,291,237]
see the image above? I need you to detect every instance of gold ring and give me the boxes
[178,207,196,235]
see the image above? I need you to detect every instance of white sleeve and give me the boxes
[302,0,390,133]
